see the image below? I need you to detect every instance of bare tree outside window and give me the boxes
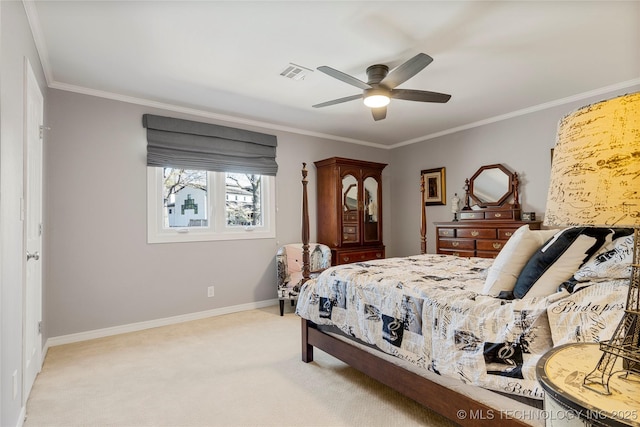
[149,166,274,243]
[225,173,262,227]
[161,169,263,229]
[163,168,206,202]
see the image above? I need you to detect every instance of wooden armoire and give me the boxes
[314,157,387,265]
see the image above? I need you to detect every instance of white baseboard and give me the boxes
[44,299,278,353]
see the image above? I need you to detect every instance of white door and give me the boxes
[23,58,44,400]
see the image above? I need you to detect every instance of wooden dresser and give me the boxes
[434,220,542,258]
[315,157,387,265]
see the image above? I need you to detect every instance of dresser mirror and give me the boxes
[461,163,520,220]
[469,164,513,207]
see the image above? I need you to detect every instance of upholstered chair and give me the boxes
[276,243,331,316]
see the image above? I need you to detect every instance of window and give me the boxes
[147,167,275,243]
[142,113,278,243]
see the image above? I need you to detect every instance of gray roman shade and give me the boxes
[143,114,278,175]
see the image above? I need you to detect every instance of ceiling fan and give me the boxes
[312,53,451,121]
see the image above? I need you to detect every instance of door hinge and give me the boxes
[39,125,50,140]
[38,321,42,334]
[39,223,43,236]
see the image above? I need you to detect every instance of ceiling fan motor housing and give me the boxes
[366,64,389,85]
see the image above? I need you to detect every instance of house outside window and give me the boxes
[147,167,275,243]
[169,191,206,227]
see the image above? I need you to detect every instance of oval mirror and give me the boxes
[469,164,513,207]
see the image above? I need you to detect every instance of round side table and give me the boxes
[537,343,640,427]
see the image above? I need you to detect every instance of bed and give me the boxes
[294,164,634,426]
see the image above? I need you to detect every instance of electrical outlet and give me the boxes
[207,286,215,297]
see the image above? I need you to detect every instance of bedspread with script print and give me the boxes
[296,254,627,400]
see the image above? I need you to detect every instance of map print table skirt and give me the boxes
[537,343,639,427]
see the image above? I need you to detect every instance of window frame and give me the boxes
[147,167,276,244]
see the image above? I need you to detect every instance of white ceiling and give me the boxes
[26,1,640,148]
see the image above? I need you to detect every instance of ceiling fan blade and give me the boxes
[391,89,451,103]
[312,94,363,108]
[380,53,433,89]
[317,66,372,90]
[371,107,387,121]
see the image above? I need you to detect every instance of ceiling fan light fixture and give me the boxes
[314,53,450,120]
[363,93,390,108]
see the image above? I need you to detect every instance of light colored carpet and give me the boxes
[25,306,458,427]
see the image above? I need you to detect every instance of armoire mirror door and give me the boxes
[342,174,359,243]
[363,176,380,243]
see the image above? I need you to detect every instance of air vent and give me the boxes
[280,63,313,80]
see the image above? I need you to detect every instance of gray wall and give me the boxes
[387,84,640,257]
[0,2,48,426]
[43,89,391,338]
[44,84,640,342]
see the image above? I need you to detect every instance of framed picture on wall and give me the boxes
[421,167,446,206]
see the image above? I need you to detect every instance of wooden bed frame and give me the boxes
[298,163,537,427]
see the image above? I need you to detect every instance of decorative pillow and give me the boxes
[513,227,613,299]
[573,229,634,281]
[547,280,628,346]
[482,226,558,296]
[286,245,303,273]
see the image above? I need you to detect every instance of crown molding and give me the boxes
[48,81,388,149]
[390,78,640,149]
[22,1,640,151]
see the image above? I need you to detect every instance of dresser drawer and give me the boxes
[438,249,476,258]
[475,251,500,259]
[343,225,357,234]
[457,228,496,239]
[343,212,358,222]
[438,228,456,237]
[439,238,475,250]
[459,211,484,220]
[476,240,508,252]
[497,228,519,239]
[485,210,514,220]
[335,248,385,265]
[342,225,358,242]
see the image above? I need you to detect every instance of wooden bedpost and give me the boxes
[301,163,310,282]
[301,163,314,362]
[420,173,427,254]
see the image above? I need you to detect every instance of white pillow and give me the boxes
[573,231,634,281]
[482,226,558,296]
[547,280,628,346]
